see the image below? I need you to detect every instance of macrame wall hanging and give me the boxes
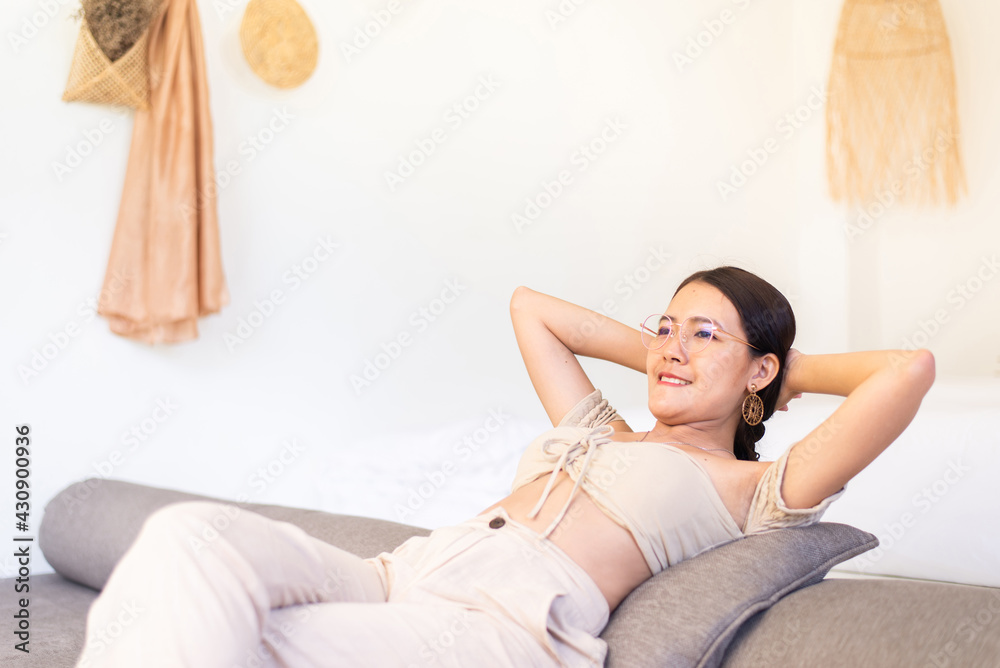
[63,0,161,109]
[826,0,966,207]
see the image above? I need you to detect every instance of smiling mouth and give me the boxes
[658,374,692,386]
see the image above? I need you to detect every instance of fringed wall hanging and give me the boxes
[62,0,161,109]
[826,0,966,206]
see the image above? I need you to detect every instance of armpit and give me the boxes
[741,445,847,535]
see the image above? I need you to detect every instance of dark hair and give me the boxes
[673,266,796,462]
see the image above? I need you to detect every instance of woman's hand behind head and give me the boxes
[776,348,803,411]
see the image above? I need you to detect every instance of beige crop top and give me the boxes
[511,389,847,575]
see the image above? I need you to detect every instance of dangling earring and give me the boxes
[742,384,764,426]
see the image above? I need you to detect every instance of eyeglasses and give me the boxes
[639,314,761,354]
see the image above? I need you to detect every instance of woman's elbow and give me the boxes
[908,348,936,393]
[510,285,535,314]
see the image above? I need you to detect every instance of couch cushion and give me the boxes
[40,477,877,668]
[721,578,1000,667]
[5,573,97,668]
[600,522,878,668]
[39,478,430,591]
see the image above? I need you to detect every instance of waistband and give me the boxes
[467,506,610,628]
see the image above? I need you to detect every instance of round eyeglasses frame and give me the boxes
[639,314,762,354]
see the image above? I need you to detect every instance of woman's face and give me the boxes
[646,281,759,425]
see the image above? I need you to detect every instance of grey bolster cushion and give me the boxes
[39,478,429,592]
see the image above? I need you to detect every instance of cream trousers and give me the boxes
[73,502,609,667]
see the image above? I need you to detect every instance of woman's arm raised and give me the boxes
[510,286,646,427]
[778,348,936,509]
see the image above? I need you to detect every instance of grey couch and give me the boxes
[5,478,999,667]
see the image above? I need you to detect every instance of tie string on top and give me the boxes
[525,425,616,539]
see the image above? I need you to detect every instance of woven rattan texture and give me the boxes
[240,0,319,89]
[62,19,151,110]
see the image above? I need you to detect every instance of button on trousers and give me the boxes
[73,502,609,667]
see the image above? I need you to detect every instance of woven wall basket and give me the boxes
[240,0,319,89]
[62,17,151,110]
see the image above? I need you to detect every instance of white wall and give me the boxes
[1,0,998,577]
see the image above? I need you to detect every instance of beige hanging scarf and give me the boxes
[826,0,966,206]
[97,0,230,343]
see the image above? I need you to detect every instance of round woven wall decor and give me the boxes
[240,0,318,89]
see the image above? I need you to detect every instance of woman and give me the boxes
[75,265,935,668]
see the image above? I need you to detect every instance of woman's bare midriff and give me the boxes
[474,439,769,613]
[475,469,653,614]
